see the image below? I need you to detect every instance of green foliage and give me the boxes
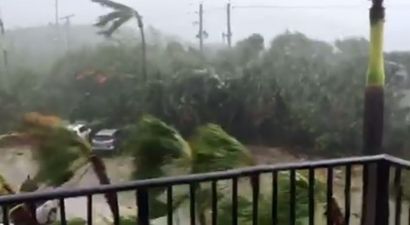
[121,117,329,225]
[14,113,91,187]
[125,115,191,180]
[92,0,137,37]
[30,126,88,187]
[2,31,410,157]
[0,174,13,195]
[54,218,86,225]
[190,124,254,173]
[217,173,326,225]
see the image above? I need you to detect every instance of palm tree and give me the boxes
[0,112,119,220]
[124,116,255,224]
[91,0,147,82]
[125,116,344,225]
[363,0,385,155]
[362,1,386,225]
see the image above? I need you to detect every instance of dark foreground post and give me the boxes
[362,1,389,225]
[362,161,390,225]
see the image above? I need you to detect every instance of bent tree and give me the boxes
[0,113,119,223]
[91,0,148,82]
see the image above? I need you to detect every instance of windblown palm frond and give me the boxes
[190,124,255,173]
[0,114,90,187]
[1,113,118,220]
[20,113,91,187]
[91,0,147,80]
[91,0,132,11]
[218,173,327,225]
[95,11,129,27]
[32,127,89,187]
[124,115,192,219]
[125,115,192,180]
[0,174,15,195]
[98,15,133,37]
[92,0,137,38]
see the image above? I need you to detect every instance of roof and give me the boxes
[95,129,119,136]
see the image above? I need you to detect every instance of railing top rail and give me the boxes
[384,154,410,169]
[0,154,396,205]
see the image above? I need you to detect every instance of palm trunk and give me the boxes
[1,179,39,225]
[9,205,39,225]
[137,17,147,83]
[362,2,386,225]
[363,0,385,155]
[89,155,120,220]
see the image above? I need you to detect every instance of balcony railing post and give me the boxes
[137,188,149,225]
[362,160,390,225]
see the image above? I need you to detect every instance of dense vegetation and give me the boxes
[1,30,410,157]
[1,112,333,225]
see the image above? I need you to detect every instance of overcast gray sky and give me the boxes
[1,0,410,50]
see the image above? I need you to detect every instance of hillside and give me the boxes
[3,25,103,73]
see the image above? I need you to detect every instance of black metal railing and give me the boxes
[1,154,409,225]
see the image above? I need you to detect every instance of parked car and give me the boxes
[67,123,91,140]
[91,129,122,152]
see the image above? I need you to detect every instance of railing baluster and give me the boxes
[167,186,173,225]
[0,156,404,225]
[308,168,315,225]
[137,188,150,225]
[290,170,296,225]
[29,202,36,221]
[232,177,238,225]
[190,184,196,225]
[59,198,67,225]
[112,191,120,225]
[394,167,402,225]
[2,206,9,225]
[272,171,278,225]
[327,167,334,225]
[87,195,93,225]
[361,163,368,225]
[345,165,352,225]
[252,174,260,225]
[212,181,218,225]
[408,206,410,225]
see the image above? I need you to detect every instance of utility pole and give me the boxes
[0,16,8,79]
[226,3,232,47]
[60,14,75,51]
[55,0,59,26]
[198,3,204,52]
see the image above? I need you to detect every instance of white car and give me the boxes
[67,123,91,140]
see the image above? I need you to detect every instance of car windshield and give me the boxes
[93,135,113,141]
